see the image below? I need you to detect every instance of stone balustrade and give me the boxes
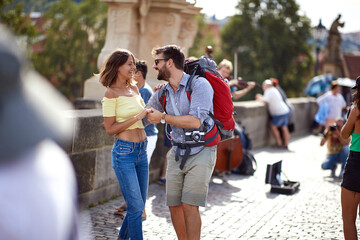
[65,97,317,208]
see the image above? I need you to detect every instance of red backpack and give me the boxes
[159,56,235,146]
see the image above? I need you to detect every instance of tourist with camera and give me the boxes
[320,117,349,177]
[145,45,217,240]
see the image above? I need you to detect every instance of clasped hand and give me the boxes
[146,108,163,124]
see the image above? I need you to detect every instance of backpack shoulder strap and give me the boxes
[185,74,200,100]
[159,84,168,113]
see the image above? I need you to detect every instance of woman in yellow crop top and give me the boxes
[100,49,151,240]
[340,76,360,240]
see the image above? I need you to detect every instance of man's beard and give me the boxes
[157,65,171,81]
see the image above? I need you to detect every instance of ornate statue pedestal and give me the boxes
[323,62,342,78]
[82,0,201,101]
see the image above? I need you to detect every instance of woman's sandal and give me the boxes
[114,204,127,216]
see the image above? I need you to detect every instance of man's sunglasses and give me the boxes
[154,58,169,65]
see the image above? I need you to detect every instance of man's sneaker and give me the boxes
[158,178,166,186]
[331,168,336,177]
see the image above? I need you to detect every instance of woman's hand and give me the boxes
[147,108,163,124]
[341,107,357,139]
[136,108,152,120]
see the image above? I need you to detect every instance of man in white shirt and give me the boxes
[256,79,290,149]
[316,81,346,128]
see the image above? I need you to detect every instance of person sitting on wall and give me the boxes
[320,117,350,177]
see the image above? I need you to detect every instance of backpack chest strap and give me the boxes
[172,141,204,170]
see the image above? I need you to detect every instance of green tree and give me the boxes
[221,0,313,97]
[31,0,107,101]
[189,14,219,59]
[0,0,38,41]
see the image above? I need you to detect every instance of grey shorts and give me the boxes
[166,145,217,207]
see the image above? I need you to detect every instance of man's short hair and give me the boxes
[136,60,147,79]
[218,59,233,72]
[330,81,339,90]
[152,45,185,70]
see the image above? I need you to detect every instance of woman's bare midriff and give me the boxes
[116,128,147,142]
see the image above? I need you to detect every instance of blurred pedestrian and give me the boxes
[256,79,290,149]
[135,60,159,165]
[317,81,346,128]
[100,49,151,240]
[271,78,295,133]
[0,26,79,240]
[158,124,172,185]
[340,76,360,240]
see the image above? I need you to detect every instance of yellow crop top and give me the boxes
[102,95,145,130]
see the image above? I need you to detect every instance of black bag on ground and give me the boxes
[232,150,257,175]
[234,122,252,150]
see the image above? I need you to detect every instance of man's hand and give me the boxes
[255,93,263,101]
[153,83,166,92]
[148,108,163,124]
[136,108,152,120]
[247,81,256,89]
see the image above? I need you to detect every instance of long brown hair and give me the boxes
[99,49,135,87]
[352,88,360,119]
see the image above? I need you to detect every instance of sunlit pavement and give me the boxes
[79,134,360,239]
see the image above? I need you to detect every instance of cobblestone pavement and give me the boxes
[80,134,360,239]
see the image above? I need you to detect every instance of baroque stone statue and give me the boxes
[324,14,345,64]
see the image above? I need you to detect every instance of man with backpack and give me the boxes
[145,45,221,240]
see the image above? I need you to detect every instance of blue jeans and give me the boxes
[321,145,349,173]
[112,138,149,240]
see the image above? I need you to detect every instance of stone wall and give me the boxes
[66,98,317,208]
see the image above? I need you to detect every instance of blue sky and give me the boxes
[194,0,360,33]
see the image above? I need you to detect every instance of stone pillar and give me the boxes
[137,0,200,87]
[82,0,200,101]
[97,0,140,69]
[83,0,139,100]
